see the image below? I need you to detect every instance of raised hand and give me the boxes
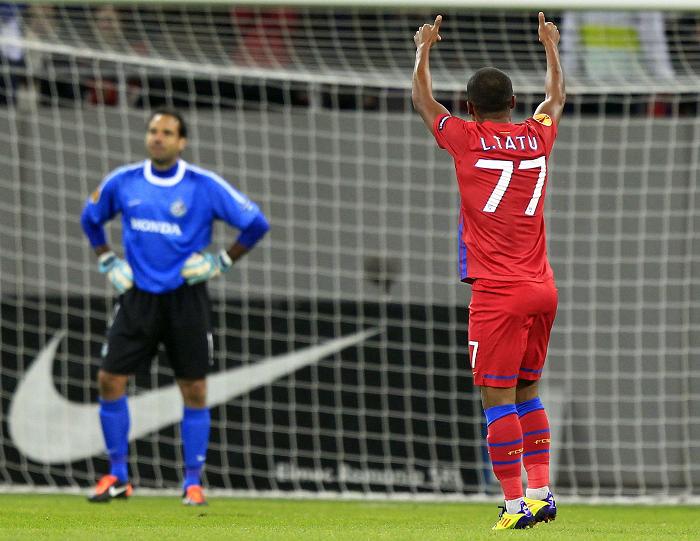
[414,15,443,49]
[537,12,559,47]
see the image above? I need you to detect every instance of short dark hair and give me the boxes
[147,107,188,138]
[466,67,513,115]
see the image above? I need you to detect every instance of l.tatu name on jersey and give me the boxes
[479,135,539,152]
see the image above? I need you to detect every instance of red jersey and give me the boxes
[432,113,558,283]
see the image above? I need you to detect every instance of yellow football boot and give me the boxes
[492,500,535,530]
[524,491,557,523]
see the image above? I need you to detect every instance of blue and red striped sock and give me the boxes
[484,404,523,500]
[516,397,551,489]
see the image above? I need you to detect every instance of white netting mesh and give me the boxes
[0,5,698,500]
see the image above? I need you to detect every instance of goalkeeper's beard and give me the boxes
[147,145,180,169]
[149,154,180,170]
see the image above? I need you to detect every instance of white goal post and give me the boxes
[0,2,698,502]
[16,0,700,9]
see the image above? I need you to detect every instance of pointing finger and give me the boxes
[434,14,443,32]
[538,11,545,28]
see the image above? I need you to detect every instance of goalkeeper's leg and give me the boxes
[167,284,213,506]
[89,370,132,503]
[178,380,210,506]
[88,287,163,502]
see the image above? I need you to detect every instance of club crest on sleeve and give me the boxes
[533,113,552,126]
[438,115,451,131]
[90,189,101,203]
[170,198,187,217]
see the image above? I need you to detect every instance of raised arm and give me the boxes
[534,12,565,125]
[412,15,450,131]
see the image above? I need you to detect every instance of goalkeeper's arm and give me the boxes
[181,211,270,285]
[80,206,133,294]
[227,211,270,262]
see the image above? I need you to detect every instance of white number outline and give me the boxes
[468,340,479,369]
[475,156,546,216]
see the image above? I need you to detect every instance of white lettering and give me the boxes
[130,218,182,236]
[275,463,335,483]
[273,462,461,490]
[480,135,537,153]
[338,463,425,486]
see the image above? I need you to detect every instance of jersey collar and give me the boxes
[143,159,187,187]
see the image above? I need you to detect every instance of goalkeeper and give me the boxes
[80,108,269,505]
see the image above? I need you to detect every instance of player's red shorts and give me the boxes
[467,278,558,388]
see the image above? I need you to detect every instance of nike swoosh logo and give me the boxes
[8,328,378,464]
[108,485,129,497]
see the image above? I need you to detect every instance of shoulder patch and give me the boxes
[90,189,101,203]
[438,115,451,131]
[532,113,553,127]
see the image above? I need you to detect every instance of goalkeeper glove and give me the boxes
[181,250,233,285]
[97,251,133,294]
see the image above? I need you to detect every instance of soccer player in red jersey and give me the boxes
[412,12,565,530]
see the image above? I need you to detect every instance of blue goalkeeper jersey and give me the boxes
[81,159,262,294]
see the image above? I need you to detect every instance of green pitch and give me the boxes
[0,495,696,541]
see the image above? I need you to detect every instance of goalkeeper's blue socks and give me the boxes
[99,396,130,482]
[181,406,210,489]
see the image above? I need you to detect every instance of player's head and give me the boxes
[466,67,515,121]
[145,108,188,167]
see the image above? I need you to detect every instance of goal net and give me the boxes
[0,3,698,500]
